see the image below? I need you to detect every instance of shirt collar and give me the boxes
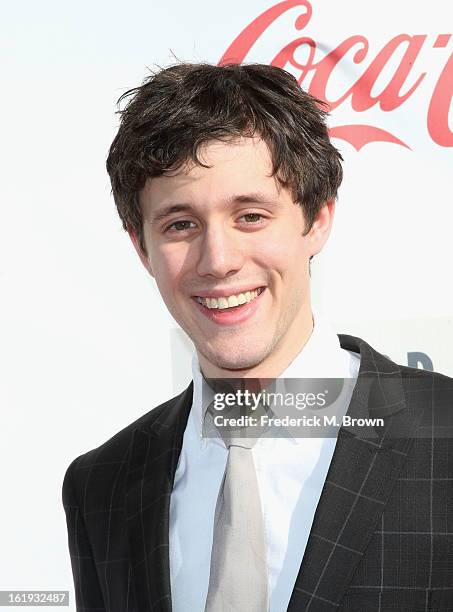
[191,309,354,446]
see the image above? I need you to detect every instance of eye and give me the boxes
[165,220,197,232]
[240,213,266,223]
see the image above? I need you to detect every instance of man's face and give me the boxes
[133,137,333,377]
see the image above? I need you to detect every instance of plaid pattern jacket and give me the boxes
[62,335,453,611]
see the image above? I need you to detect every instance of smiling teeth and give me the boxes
[196,289,262,309]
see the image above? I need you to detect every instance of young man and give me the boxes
[63,63,453,612]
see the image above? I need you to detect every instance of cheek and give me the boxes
[260,237,310,301]
[151,247,187,300]
[253,229,307,270]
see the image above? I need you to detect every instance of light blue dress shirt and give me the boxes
[169,312,361,612]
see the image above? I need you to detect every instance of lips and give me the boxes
[192,287,266,326]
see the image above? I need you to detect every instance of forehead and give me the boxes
[190,136,273,173]
[139,136,282,214]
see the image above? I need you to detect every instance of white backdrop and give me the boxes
[1,1,452,609]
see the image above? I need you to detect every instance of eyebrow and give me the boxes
[150,192,277,224]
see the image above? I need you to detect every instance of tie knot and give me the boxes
[203,396,272,448]
[226,437,256,450]
[201,374,276,447]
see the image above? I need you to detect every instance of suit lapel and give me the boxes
[287,334,421,611]
[125,382,193,612]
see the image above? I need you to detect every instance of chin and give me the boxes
[206,347,268,373]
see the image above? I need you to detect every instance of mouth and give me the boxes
[194,286,265,309]
[191,286,266,325]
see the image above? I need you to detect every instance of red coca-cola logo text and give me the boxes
[219,0,453,149]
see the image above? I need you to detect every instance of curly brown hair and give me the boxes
[106,62,343,255]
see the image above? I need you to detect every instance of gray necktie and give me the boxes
[203,397,270,612]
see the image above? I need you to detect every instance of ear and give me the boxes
[306,199,335,257]
[127,226,154,277]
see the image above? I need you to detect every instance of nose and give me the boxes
[196,223,244,278]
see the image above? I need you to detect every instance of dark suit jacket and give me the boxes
[62,335,453,611]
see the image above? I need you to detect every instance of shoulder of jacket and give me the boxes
[399,364,453,385]
[63,383,192,488]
